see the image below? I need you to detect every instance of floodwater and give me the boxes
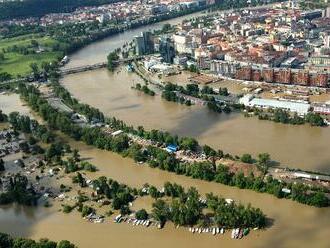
[59,7,330,174]
[0,93,32,116]
[61,68,330,174]
[1,137,329,248]
[1,9,330,247]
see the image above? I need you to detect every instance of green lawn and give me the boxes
[0,51,61,76]
[0,34,62,77]
[0,34,57,50]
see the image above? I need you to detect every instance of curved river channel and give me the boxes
[1,11,330,248]
[61,12,330,174]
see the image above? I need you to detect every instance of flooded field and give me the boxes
[0,93,32,116]
[61,68,330,174]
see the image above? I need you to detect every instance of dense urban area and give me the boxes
[0,0,330,248]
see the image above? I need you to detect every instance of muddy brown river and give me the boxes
[0,135,330,248]
[1,9,330,246]
[61,68,330,174]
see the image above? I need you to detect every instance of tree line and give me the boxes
[15,83,329,208]
[0,232,75,248]
[162,82,243,113]
[252,108,326,127]
[133,83,155,96]
[71,170,267,229]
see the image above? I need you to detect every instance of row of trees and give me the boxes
[256,108,326,127]
[16,83,329,207]
[51,81,104,122]
[151,183,266,228]
[71,170,267,229]
[8,111,54,143]
[134,83,155,96]
[161,83,242,114]
[0,232,75,248]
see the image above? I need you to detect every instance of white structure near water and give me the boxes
[239,94,310,115]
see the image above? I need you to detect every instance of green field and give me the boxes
[0,34,62,77]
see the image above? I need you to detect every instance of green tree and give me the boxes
[241,154,253,164]
[30,62,39,79]
[136,209,148,220]
[57,240,76,248]
[0,232,13,247]
[152,199,169,225]
[0,52,5,62]
[258,153,271,174]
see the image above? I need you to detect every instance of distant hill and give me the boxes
[0,0,125,21]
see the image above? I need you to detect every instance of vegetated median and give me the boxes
[13,78,330,208]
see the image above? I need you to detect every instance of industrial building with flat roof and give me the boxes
[239,94,311,115]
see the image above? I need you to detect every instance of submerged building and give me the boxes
[239,94,311,115]
[135,31,154,56]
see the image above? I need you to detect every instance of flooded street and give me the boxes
[62,69,330,173]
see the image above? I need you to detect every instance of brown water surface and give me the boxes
[61,69,330,173]
[1,137,329,248]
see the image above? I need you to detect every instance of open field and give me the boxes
[0,34,62,76]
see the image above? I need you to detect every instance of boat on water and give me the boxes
[231,229,235,239]
[235,228,240,239]
[114,214,122,223]
[238,229,244,239]
[220,227,225,234]
[243,228,249,236]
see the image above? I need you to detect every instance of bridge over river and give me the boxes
[60,56,142,75]
[0,56,142,86]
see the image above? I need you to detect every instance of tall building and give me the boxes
[159,37,175,63]
[134,31,154,56]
